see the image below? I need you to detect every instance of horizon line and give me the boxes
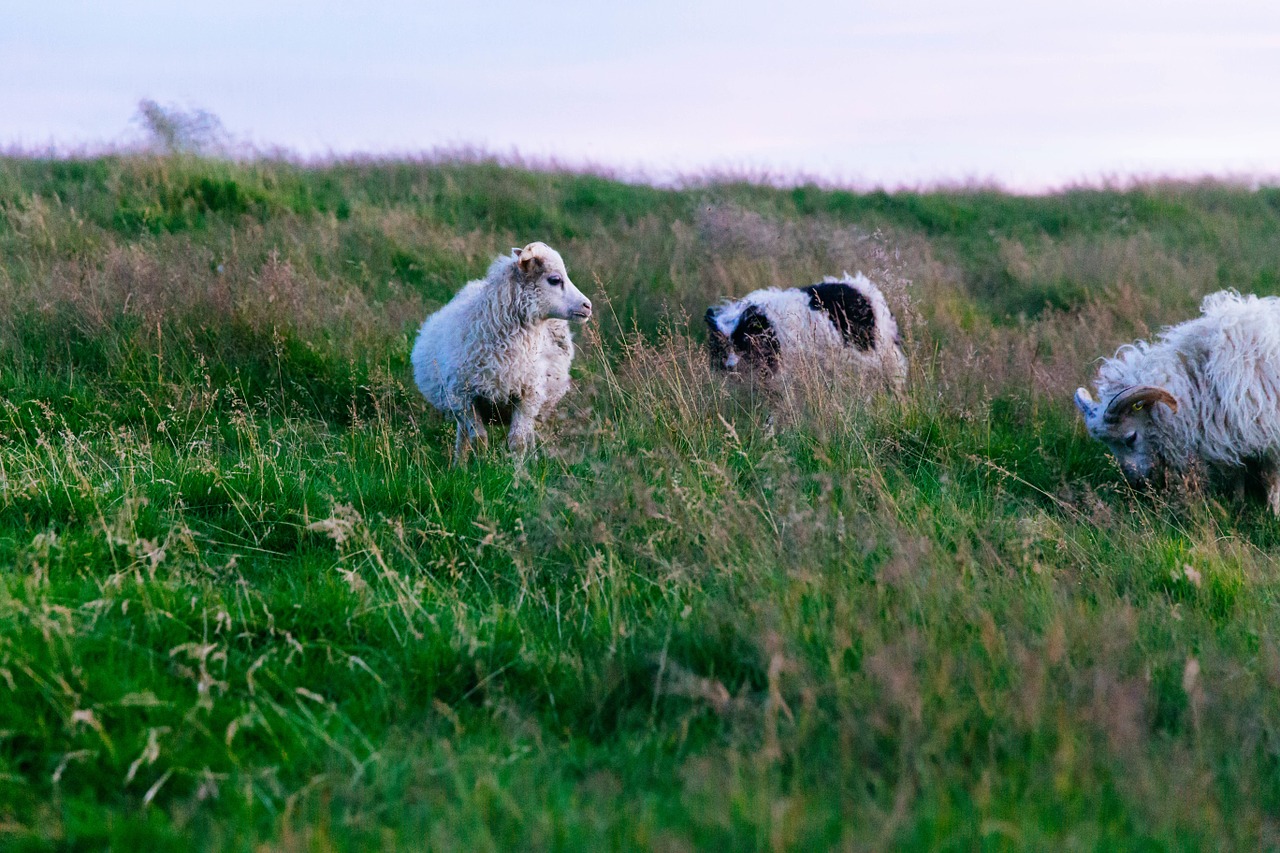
[2,139,1277,199]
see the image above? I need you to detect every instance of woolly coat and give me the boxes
[707,272,907,389]
[412,254,574,424]
[1090,290,1280,474]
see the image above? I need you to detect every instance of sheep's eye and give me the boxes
[547,275,564,288]
[1124,432,1138,448]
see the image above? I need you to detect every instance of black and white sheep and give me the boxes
[411,242,592,461]
[1075,290,1280,512]
[704,273,907,389]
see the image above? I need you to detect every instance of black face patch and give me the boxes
[802,283,876,351]
[731,304,780,372]
[705,307,731,368]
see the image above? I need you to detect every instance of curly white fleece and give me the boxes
[411,245,587,458]
[709,272,908,389]
[1091,290,1280,474]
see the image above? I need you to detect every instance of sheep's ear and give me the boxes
[1104,385,1178,424]
[1074,387,1099,421]
[511,247,522,260]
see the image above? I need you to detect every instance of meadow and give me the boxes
[3,154,1280,849]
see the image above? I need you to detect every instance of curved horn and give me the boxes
[1103,385,1178,423]
[516,243,544,272]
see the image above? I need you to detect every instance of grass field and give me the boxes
[4,154,1280,849]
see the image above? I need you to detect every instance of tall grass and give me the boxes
[2,154,1280,849]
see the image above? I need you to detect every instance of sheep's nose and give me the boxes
[583,299,592,313]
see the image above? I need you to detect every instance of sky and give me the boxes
[4,0,1280,190]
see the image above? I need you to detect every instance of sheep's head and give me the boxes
[704,302,779,373]
[1075,384,1179,485]
[705,307,734,369]
[512,243,591,324]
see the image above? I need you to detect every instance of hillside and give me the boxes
[3,155,1280,849]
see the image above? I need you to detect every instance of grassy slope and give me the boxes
[3,156,1280,849]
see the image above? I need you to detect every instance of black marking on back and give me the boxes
[802,283,876,351]
[731,304,780,372]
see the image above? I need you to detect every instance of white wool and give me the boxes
[411,243,588,459]
[1090,290,1280,473]
[712,272,907,389]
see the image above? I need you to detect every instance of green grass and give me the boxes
[3,154,1280,849]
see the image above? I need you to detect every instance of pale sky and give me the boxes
[4,1,1280,190]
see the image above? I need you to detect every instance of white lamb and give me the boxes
[1075,290,1280,513]
[411,242,592,462]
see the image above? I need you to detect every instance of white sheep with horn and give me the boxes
[1075,290,1280,512]
[411,242,592,462]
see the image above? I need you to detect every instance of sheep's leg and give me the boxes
[453,422,470,464]
[508,401,541,456]
[452,404,488,465]
[1267,469,1280,517]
